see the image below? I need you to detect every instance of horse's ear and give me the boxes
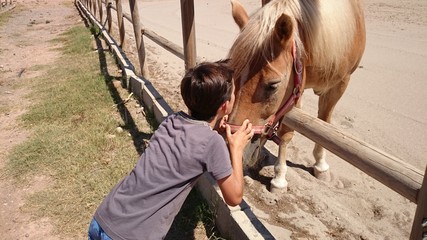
[231,0,249,30]
[274,14,293,45]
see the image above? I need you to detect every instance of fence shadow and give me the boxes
[92,29,151,155]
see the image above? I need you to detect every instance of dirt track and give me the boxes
[0,1,81,238]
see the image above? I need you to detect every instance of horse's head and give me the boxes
[227,0,304,166]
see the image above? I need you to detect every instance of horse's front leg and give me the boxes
[270,124,294,193]
[313,76,351,181]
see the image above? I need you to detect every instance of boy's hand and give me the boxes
[225,119,254,153]
[216,115,229,135]
[217,119,254,207]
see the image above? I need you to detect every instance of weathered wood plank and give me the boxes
[180,0,197,70]
[283,107,423,203]
[410,166,427,240]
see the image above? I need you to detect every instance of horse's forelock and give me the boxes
[229,0,360,85]
[228,0,303,86]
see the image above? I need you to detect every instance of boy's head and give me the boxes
[181,60,234,121]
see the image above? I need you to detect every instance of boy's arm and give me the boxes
[217,119,253,206]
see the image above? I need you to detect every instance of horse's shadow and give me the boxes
[246,146,314,188]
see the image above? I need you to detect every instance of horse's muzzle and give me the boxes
[243,135,262,168]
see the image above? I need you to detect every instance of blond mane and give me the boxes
[228,0,358,84]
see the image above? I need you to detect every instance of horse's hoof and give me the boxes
[314,167,331,182]
[270,178,288,193]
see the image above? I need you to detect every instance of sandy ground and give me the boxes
[120,0,427,239]
[0,0,426,239]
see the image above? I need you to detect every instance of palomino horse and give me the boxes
[227,0,366,192]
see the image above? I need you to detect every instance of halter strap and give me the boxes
[229,39,304,145]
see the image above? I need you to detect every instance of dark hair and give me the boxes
[180,60,234,121]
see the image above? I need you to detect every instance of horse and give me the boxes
[227,0,366,192]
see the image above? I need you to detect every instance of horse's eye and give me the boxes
[266,81,280,92]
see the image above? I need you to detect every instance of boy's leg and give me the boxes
[88,218,112,240]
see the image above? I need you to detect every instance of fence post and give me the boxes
[93,0,97,18]
[94,0,97,17]
[180,0,197,70]
[115,0,125,48]
[128,0,149,78]
[88,0,91,13]
[97,0,103,24]
[92,0,96,18]
[106,1,112,33]
[410,166,427,240]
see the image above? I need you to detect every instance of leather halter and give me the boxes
[229,40,304,145]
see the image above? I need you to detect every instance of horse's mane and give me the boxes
[228,0,358,84]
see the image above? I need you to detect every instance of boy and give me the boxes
[88,60,254,240]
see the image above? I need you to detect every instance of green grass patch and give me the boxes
[0,8,13,25]
[5,25,143,238]
[0,3,29,26]
[167,189,225,240]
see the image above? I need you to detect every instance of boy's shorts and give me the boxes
[88,218,112,240]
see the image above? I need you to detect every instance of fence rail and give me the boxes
[77,0,427,239]
[283,108,423,203]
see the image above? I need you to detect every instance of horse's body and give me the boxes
[228,0,366,192]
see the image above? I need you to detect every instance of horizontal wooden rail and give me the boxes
[283,107,423,203]
[142,28,184,61]
[109,3,202,63]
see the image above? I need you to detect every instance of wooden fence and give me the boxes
[77,0,427,239]
[0,0,14,10]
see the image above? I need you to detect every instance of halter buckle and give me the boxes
[262,122,279,140]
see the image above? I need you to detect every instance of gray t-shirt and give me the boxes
[94,112,232,240]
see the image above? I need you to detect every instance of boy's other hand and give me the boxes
[225,119,254,153]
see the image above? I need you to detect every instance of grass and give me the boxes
[5,25,141,237]
[0,7,13,25]
[3,14,224,240]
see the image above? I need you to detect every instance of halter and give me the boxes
[229,40,304,145]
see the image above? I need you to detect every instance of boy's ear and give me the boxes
[218,101,229,114]
[223,100,232,114]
